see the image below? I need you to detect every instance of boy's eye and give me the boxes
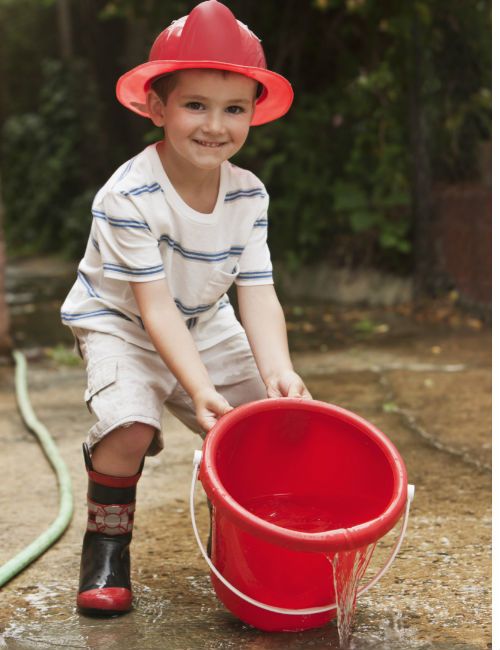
[185,102,204,110]
[226,105,245,114]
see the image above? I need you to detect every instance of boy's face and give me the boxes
[147,69,257,173]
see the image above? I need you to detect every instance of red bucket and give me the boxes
[191,398,411,632]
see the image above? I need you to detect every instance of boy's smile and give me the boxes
[147,69,257,183]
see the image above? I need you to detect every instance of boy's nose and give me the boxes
[201,111,226,135]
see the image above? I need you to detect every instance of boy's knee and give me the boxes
[98,422,156,457]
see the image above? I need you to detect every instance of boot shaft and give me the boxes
[83,443,141,536]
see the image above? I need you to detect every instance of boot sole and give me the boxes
[78,606,130,618]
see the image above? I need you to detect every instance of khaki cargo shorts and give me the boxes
[73,328,267,455]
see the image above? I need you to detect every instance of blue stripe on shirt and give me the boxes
[174,298,216,316]
[103,262,164,277]
[78,271,100,298]
[218,299,229,311]
[224,188,266,202]
[158,234,244,262]
[61,308,133,323]
[120,183,162,197]
[237,270,273,280]
[117,156,138,181]
[107,217,151,230]
[92,209,106,221]
[92,209,150,230]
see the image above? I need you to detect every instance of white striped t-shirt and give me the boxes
[61,142,273,351]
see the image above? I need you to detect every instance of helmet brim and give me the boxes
[116,60,293,126]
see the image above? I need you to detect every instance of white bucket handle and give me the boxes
[190,449,415,616]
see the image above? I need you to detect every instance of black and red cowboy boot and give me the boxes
[77,443,141,615]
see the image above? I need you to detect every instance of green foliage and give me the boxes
[235,63,412,270]
[61,188,98,259]
[235,90,341,267]
[0,0,57,119]
[427,1,492,180]
[0,0,491,273]
[99,0,190,22]
[1,59,104,257]
[353,318,377,333]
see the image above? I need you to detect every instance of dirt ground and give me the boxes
[0,295,492,649]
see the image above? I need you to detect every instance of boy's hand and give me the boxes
[193,387,233,434]
[265,370,312,400]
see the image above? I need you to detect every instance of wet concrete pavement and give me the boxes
[0,266,491,648]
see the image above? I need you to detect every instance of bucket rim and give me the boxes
[200,398,408,552]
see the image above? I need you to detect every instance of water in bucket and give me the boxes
[193,398,412,638]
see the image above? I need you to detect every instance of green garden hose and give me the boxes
[0,350,73,588]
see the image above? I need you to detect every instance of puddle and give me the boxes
[0,574,487,650]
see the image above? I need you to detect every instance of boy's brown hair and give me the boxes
[151,70,264,104]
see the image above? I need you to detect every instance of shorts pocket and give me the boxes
[200,263,240,303]
[84,358,118,413]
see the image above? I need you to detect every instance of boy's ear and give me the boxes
[146,90,166,128]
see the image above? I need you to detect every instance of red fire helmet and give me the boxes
[116,0,293,126]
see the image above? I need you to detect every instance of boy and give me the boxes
[61,0,311,615]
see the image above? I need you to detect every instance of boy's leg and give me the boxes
[74,329,175,614]
[77,425,153,614]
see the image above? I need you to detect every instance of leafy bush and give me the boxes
[1,58,105,256]
[235,77,411,272]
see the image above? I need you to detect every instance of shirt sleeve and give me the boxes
[94,191,165,283]
[235,197,274,286]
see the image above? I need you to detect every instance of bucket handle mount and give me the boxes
[190,449,415,616]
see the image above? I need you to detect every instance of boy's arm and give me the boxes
[236,284,311,399]
[131,280,232,432]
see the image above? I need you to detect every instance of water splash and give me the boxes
[330,543,376,648]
